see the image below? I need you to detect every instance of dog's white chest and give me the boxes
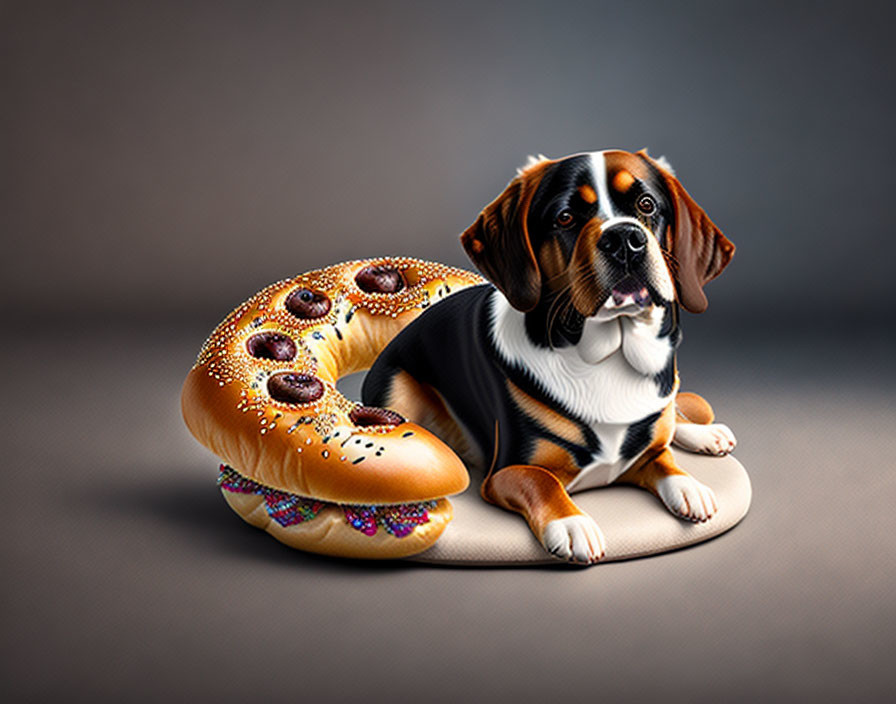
[564,422,638,493]
[490,293,673,425]
[490,291,673,492]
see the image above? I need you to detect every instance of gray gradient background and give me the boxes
[2,1,895,702]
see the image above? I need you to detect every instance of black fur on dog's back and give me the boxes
[362,284,504,467]
[362,284,601,474]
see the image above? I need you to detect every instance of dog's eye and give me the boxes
[555,210,575,228]
[636,195,657,216]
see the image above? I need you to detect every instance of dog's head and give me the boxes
[460,150,734,317]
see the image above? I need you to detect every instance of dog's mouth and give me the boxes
[595,275,653,321]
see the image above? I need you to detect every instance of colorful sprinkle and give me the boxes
[343,502,437,538]
[217,465,436,538]
[218,465,323,527]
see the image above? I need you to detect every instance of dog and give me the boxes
[361,149,736,564]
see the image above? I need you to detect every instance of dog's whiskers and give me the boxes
[661,249,680,277]
[543,260,603,352]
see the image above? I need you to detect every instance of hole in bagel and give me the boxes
[349,405,406,427]
[285,288,331,319]
[355,265,406,294]
[267,373,325,405]
[246,332,298,361]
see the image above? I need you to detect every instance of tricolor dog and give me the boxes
[362,149,736,564]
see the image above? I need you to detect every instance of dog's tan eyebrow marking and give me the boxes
[612,170,636,192]
[577,184,597,204]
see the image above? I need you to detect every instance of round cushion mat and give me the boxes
[410,449,751,565]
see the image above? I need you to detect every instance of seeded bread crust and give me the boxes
[182,257,483,505]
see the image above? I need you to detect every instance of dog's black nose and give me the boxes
[597,224,648,267]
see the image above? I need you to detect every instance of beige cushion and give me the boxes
[410,449,751,565]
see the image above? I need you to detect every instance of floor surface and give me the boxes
[2,320,894,703]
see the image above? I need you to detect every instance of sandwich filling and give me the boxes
[217,465,438,538]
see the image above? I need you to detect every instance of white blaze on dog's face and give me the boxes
[461,149,735,340]
[586,151,675,321]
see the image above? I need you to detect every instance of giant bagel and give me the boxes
[181,257,484,558]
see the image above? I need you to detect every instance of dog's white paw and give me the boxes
[656,475,718,523]
[542,515,606,564]
[672,422,736,456]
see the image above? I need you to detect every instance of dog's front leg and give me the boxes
[618,448,718,522]
[482,465,606,564]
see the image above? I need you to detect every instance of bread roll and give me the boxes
[181,257,484,558]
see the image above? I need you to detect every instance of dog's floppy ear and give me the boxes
[460,162,549,312]
[637,149,735,314]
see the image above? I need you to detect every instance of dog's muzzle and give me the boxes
[597,222,648,269]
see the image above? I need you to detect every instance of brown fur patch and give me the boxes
[568,218,603,316]
[676,391,715,424]
[634,149,735,314]
[529,438,581,485]
[617,447,688,496]
[612,169,636,192]
[482,464,586,537]
[460,158,556,312]
[506,380,586,446]
[577,184,597,204]
[538,239,569,288]
[651,402,677,451]
[616,402,677,484]
[604,150,653,182]
[386,371,472,458]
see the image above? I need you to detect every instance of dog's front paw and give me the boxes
[656,475,718,522]
[542,515,606,564]
[672,422,736,456]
